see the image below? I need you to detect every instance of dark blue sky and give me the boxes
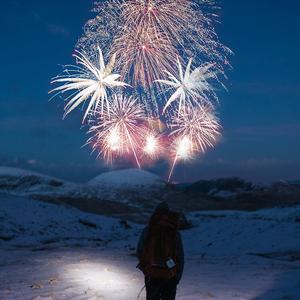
[0,0,299,183]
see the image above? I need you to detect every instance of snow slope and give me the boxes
[0,194,139,249]
[186,207,300,258]
[87,168,167,205]
[0,166,74,196]
[0,166,63,182]
[89,168,165,188]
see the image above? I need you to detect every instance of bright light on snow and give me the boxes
[63,261,141,299]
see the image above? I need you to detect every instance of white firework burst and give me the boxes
[50,46,128,122]
[156,58,221,115]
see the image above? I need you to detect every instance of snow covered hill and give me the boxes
[0,167,167,205]
[0,166,74,196]
[87,168,167,205]
[89,168,165,188]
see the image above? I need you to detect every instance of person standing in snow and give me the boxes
[136,202,184,300]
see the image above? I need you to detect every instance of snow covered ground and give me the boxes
[0,194,139,249]
[1,247,299,300]
[1,193,300,299]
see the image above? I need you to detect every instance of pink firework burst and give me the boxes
[88,94,147,167]
[168,105,222,181]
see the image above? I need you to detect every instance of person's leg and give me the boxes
[145,277,162,300]
[161,278,177,300]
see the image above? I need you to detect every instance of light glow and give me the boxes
[144,134,159,157]
[176,136,192,160]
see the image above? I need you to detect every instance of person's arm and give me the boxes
[136,227,148,260]
[176,231,185,284]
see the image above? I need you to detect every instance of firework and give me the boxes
[147,117,166,133]
[168,105,221,181]
[51,0,231,180]
[76,0,123,56]
[144,135,157,156]
[113,25,177,90]
[156,58,220,115]
[50,47,128,122]
[80,0,231,94]
[142,132,163,160]
[112,0,186,88]
[88,94,147,167]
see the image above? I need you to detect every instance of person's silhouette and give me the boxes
[137,202,184,300]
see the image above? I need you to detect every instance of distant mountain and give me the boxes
[185,177,253,196]
[289,180,300,186]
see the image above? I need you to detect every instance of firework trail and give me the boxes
[88,94,147,167]
[167,105,221,181]
[50,47,128,122]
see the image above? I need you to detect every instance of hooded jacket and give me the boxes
[136,202,185,283]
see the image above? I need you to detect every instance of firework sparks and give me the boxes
[144,135,158,156]
[88,94,147,167]
[112,0,183,88]
[175,136,193,160]
[113,27,177,89]
[50,47,128,122]
[81,0,231,88]
[167,105,221,181]
[156,58,220,115]
[147,117,166,133]
[77,0,123,56]
[143,132,162,160]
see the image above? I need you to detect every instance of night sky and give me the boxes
[0,0,299,183]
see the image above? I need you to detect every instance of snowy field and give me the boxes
[1,193,300,299]
[1,247,300,300]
